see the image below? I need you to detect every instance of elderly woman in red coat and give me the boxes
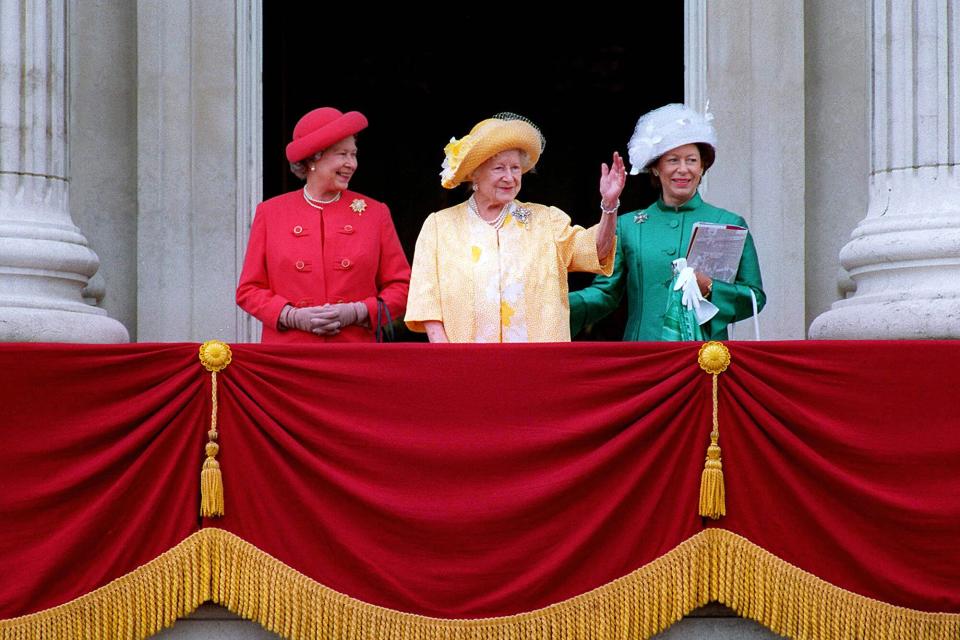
[237,107,411,342]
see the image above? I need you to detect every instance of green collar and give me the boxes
[655,192,703,213]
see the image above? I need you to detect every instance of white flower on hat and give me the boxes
[635,123,662,150]
[627,103,717,175]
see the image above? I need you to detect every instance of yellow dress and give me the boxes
[405,200,615,342]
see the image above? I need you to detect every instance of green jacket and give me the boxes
[569,193,765,341]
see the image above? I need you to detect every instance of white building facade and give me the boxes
[8,0,933,344]
[2,0,957,637]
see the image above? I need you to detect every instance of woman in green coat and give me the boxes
[569,104,765,341]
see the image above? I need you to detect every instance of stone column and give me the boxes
[0,0,128,342]
[136,0,261,342]
[689,0,807,339]
[810,0,960,339]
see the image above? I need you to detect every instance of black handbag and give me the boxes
[375,297,395,343]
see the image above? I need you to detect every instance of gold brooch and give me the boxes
[350,199,367,214]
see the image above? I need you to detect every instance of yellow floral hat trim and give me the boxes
[440,115,544,189]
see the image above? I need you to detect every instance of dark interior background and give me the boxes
[263,9,683,340]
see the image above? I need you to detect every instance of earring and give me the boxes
[472,184,478,192]
[309,166,316,172]
[652,170,659,177]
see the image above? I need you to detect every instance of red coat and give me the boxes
[236,189,411,343]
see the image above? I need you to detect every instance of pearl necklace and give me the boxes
[468,196,510,230]
[303,187,341,211]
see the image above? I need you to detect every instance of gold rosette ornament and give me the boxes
[200,340,232,371]
[697,341,730,519]
[199,340,232,517]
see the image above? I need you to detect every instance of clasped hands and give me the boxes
[281,302,368,336]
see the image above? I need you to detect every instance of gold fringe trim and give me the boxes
[198,341,232,517]
[3,528,957,640]
[706,529,960,640]
[0,529,214,640]
[698,342,730,519]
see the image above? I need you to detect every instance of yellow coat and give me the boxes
[405,200,615,342]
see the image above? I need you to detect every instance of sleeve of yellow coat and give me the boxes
[404,213,442,333]
[548,206,616,276]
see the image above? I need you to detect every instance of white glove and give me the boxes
[672,259,719,325]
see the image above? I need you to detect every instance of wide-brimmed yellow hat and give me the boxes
[439,114,544,189]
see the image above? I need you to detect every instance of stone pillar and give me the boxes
[689,0,808,339]
[0,0,128,342]
[810,0,960,339]
[69,0,139,338]
[136,0,261,342]
[802,0,869,331]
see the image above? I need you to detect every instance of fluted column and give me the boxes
[810,0,960,338]
[0,0,127,342]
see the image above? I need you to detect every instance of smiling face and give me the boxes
[307,135,358,199]
[654,143,703,207]
[470,149,524,211]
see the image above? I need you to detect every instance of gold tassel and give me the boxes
[699,434,725,519]
[698,342,730,519]
[201,439,224,517]
[199,341,232,518]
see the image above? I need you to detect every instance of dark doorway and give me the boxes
[263,9,684,340]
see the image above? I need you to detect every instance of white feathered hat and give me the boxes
[627,103,716,175]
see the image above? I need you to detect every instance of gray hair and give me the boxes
[465,148,534,189]
[289,151,323,181]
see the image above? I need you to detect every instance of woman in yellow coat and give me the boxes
[405,114,624,343]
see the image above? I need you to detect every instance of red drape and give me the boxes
[1,341,958,620]
[0,344,203,617]
[717,341,960,613]
[214,343,705,617]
